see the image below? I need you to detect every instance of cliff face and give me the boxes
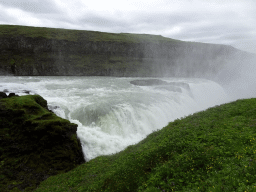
[0,25,249,77]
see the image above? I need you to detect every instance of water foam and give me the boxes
[0,76,231,161]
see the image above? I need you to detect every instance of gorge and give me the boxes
[1,25,256,191]
[0,25,253,79]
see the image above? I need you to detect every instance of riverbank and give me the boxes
[35,98,256,191]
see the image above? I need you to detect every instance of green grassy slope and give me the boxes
[36,98,256,192]
[0,25,180,43]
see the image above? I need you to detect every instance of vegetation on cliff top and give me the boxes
[35,98,256,191]
[0,95,85,191]
[0,25,181,43]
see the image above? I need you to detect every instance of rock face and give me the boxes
[0,94,85,191]
[0,92,7,99]
[0,25,251,78]
[130,79,191,94]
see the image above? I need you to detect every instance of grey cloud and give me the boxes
[79,16,123,28]
[76,13,133,32]
[96,12,200,35]
[233,39,256,54]
[0,0,255,54]
[0,6,19,23]
[72,9,205,34]
[0,0,59,13]
[137,13,193,24]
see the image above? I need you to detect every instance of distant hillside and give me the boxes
[0,25,251,77]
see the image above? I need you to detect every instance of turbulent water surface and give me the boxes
[0,76,232,161]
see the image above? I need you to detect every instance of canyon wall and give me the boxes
[0,25,250,78]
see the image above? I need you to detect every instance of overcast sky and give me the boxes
[0,0,255,54]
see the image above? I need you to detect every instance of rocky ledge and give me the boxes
[130,79,169,86]
[0,94,85,191]
[130,79,191,93]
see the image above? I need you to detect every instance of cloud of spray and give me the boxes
[214,53,256,100]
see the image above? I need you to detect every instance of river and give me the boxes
[0,76,233,161]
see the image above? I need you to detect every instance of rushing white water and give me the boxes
[0,76,231,161]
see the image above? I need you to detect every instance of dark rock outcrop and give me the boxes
[8,92,18,97]
[130,79,192,94]
[130,79,169,86]
[0,94,85,191]
[130,79,190,89]
[0,92,7,99]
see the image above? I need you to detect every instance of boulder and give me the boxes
[0,92,7,99]
[8,92,18,97]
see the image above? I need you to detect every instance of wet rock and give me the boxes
[130,79,169,86]
[168,82,190,91]
[8,92,18,97]
[155,85,182,93]
[0,92,7,99]
[23,90,30,94]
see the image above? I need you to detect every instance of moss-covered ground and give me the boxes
[0,95,84,191]
[35,98,256,192]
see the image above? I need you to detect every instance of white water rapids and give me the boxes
[0,76,233,161]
